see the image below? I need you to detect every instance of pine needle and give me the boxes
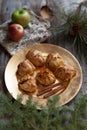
[49,4,87,57]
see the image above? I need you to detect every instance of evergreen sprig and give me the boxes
[50,2,87,57]
[0,94,87,130]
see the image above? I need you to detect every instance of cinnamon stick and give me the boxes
[37,84,64,96]
[37,88,52,96]
[37,82,61,96]
[43,86,66,99]
[38,82,61,93]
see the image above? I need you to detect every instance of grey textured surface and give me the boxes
[0,0,87,105]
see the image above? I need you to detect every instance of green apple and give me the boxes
[11,9,31,27]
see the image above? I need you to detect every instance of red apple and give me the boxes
[8,24,24,42]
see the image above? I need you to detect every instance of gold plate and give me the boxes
[4,43,82,107]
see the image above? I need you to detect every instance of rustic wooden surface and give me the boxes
[0,0,87,105]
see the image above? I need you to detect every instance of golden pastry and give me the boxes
[46,53,64,71]
[36,68,56,86]
[16,59,35,77]
[26,49,45,67]
[18,78,37,94]
[54,64,76,82]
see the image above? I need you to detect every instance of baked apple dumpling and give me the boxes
[16,59,35,77]
[26,49,45,67]
[46,53,64,71]
[18,78,37,94]
[36,68,56,86]
[54,64,76,82]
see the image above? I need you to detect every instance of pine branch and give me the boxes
[49,2,87,57]
[0,94,87,130]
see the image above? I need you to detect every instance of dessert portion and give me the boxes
[16,59,35,77]
[36,68,56,86]
[46,53,64,71]
[54,64,76,82]
[46,53,76,82]
[18,78,37,94]
[26,49,46,67]
[16,59,37,94]
[16,49,77,98]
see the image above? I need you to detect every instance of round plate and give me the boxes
[4,43,82,107]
